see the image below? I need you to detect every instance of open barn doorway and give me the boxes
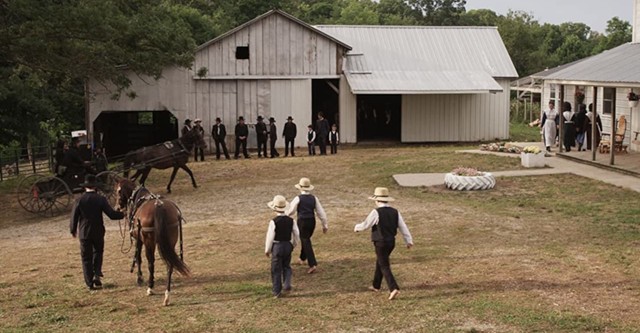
[357,95,401,141]
[93,111,178,158]
[312,79,340,130]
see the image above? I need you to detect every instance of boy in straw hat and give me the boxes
[265,195,300,298]
[354,187,413,300]
[285,177,328,274]
[70,174,125,290]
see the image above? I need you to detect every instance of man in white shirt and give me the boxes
[354,187,413,300]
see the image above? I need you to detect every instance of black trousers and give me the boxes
[372,240,399,291]
[214,139,230,159]
[235,138,249,158]
[284,137,295,156]
[257,139,267,157]
[271,242,292,296]
[80,237,104,287]
[270,139,279,157]
[330,142,337,154]
[194,147,205,161]
[317,135,327,155]
[307,143,315,155]
[297,217,317,267]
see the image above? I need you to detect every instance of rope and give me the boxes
[117,218,133,254]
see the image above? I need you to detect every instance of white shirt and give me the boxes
[307,130,316,143]
[354,203,413,245]
[264,213,300,254]
[285,192,328,230]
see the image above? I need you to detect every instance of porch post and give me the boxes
[610,97,616,165]
[592,86,598,161]
[559,84,565,153]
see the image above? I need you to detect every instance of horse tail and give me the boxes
[154,201,190,276]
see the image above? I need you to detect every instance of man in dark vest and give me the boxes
[181,119,192,136]
[193,118,205,161]
[265,195,300,298]
[354,187,413,300]
[211,117,230,160]
[285,177,328,274]
[282,116,297,157]
[63,137,89,182]
[234,116,250,159]
[268,117,279,158]
[255,115,268,158]
[315,112,330,155]
[70,174,125,290]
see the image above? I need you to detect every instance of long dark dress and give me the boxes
[585,112,602,150]
[562,111,576,152]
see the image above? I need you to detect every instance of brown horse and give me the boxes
[123,127,206,193]
[116,179,190,306]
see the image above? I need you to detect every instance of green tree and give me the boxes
[593,17,632,54]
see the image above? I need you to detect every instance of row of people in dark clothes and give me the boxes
[182,112,340,161]
[540,101,602,152]
[54,137,108,180]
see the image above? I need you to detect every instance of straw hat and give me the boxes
[267,195,288,212]
[295,177,314,191]
[369,187,395,202]
[194,118,202,123]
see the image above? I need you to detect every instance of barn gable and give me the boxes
[194,10,351,78]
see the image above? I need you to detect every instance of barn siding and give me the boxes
[339,75,357,143]
[401,80,510,142]
[270,80,312,148]
[194,12,343,77]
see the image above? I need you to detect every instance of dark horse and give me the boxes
[123,127,206,193]
[116,179,190,306]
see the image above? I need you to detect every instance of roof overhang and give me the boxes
[345,70,503,95]
[545,79,640,89]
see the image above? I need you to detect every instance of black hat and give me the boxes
[257,115,263,121]
[215,117,221,122]
[238,116,244,121]
[269,117,275,123]
[80,174,100,188]
[287,116,293,120]
[184,119,191,124]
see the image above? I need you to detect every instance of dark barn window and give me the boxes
[236,46,249,60]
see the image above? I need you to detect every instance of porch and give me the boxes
[556,149,640,177]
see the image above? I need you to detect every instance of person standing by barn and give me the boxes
[306,125,316,156]
[540,100,559,152]
[316,112,330,155]
[181,119,192,137]
[211,117,230,160]
[256,116,268,158]
[193,118,205,161]
[234,116,250,159]
[329,124,339,154]
[354,187,413,300]
[269,117,279,158]
[562,101,576,152]
[282,116,297,157]
[70,174,125,290]
[285,177,328,274]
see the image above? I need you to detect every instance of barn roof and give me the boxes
[316,25,517,94]
[196,10,352,52]
[545,43,640,86]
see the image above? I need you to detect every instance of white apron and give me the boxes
[542,110,558,147]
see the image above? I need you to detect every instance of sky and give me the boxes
[465,0,633,33]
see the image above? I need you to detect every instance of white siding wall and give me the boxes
[339,75,357,143]
[401,80,510,142]
[195,13,344,77]
[270,80,312,148]
[88,67,192,125]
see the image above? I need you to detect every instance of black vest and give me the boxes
[307,131,315,141]
[330,131,338,143]
[297,195,316,219]
[274,216,294,242]
[371,207,399,242]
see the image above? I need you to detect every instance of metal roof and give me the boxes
[545,43,640,85]
[316,25,517,94]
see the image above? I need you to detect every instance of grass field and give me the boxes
[1,145,639,332]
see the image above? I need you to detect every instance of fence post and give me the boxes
[32,148,37,174]
[0,155,3,181]
[14,149,19,176]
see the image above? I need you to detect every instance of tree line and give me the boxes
[0,0,631,148]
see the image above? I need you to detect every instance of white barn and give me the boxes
[87,10,517,156]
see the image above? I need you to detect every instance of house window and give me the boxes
[549,84,556,101]
[236,46,249,60]
[603,88,616,114]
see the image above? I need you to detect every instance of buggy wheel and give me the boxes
[96,171,122,207]
[34,176,73,216]
[17,174,47,213]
